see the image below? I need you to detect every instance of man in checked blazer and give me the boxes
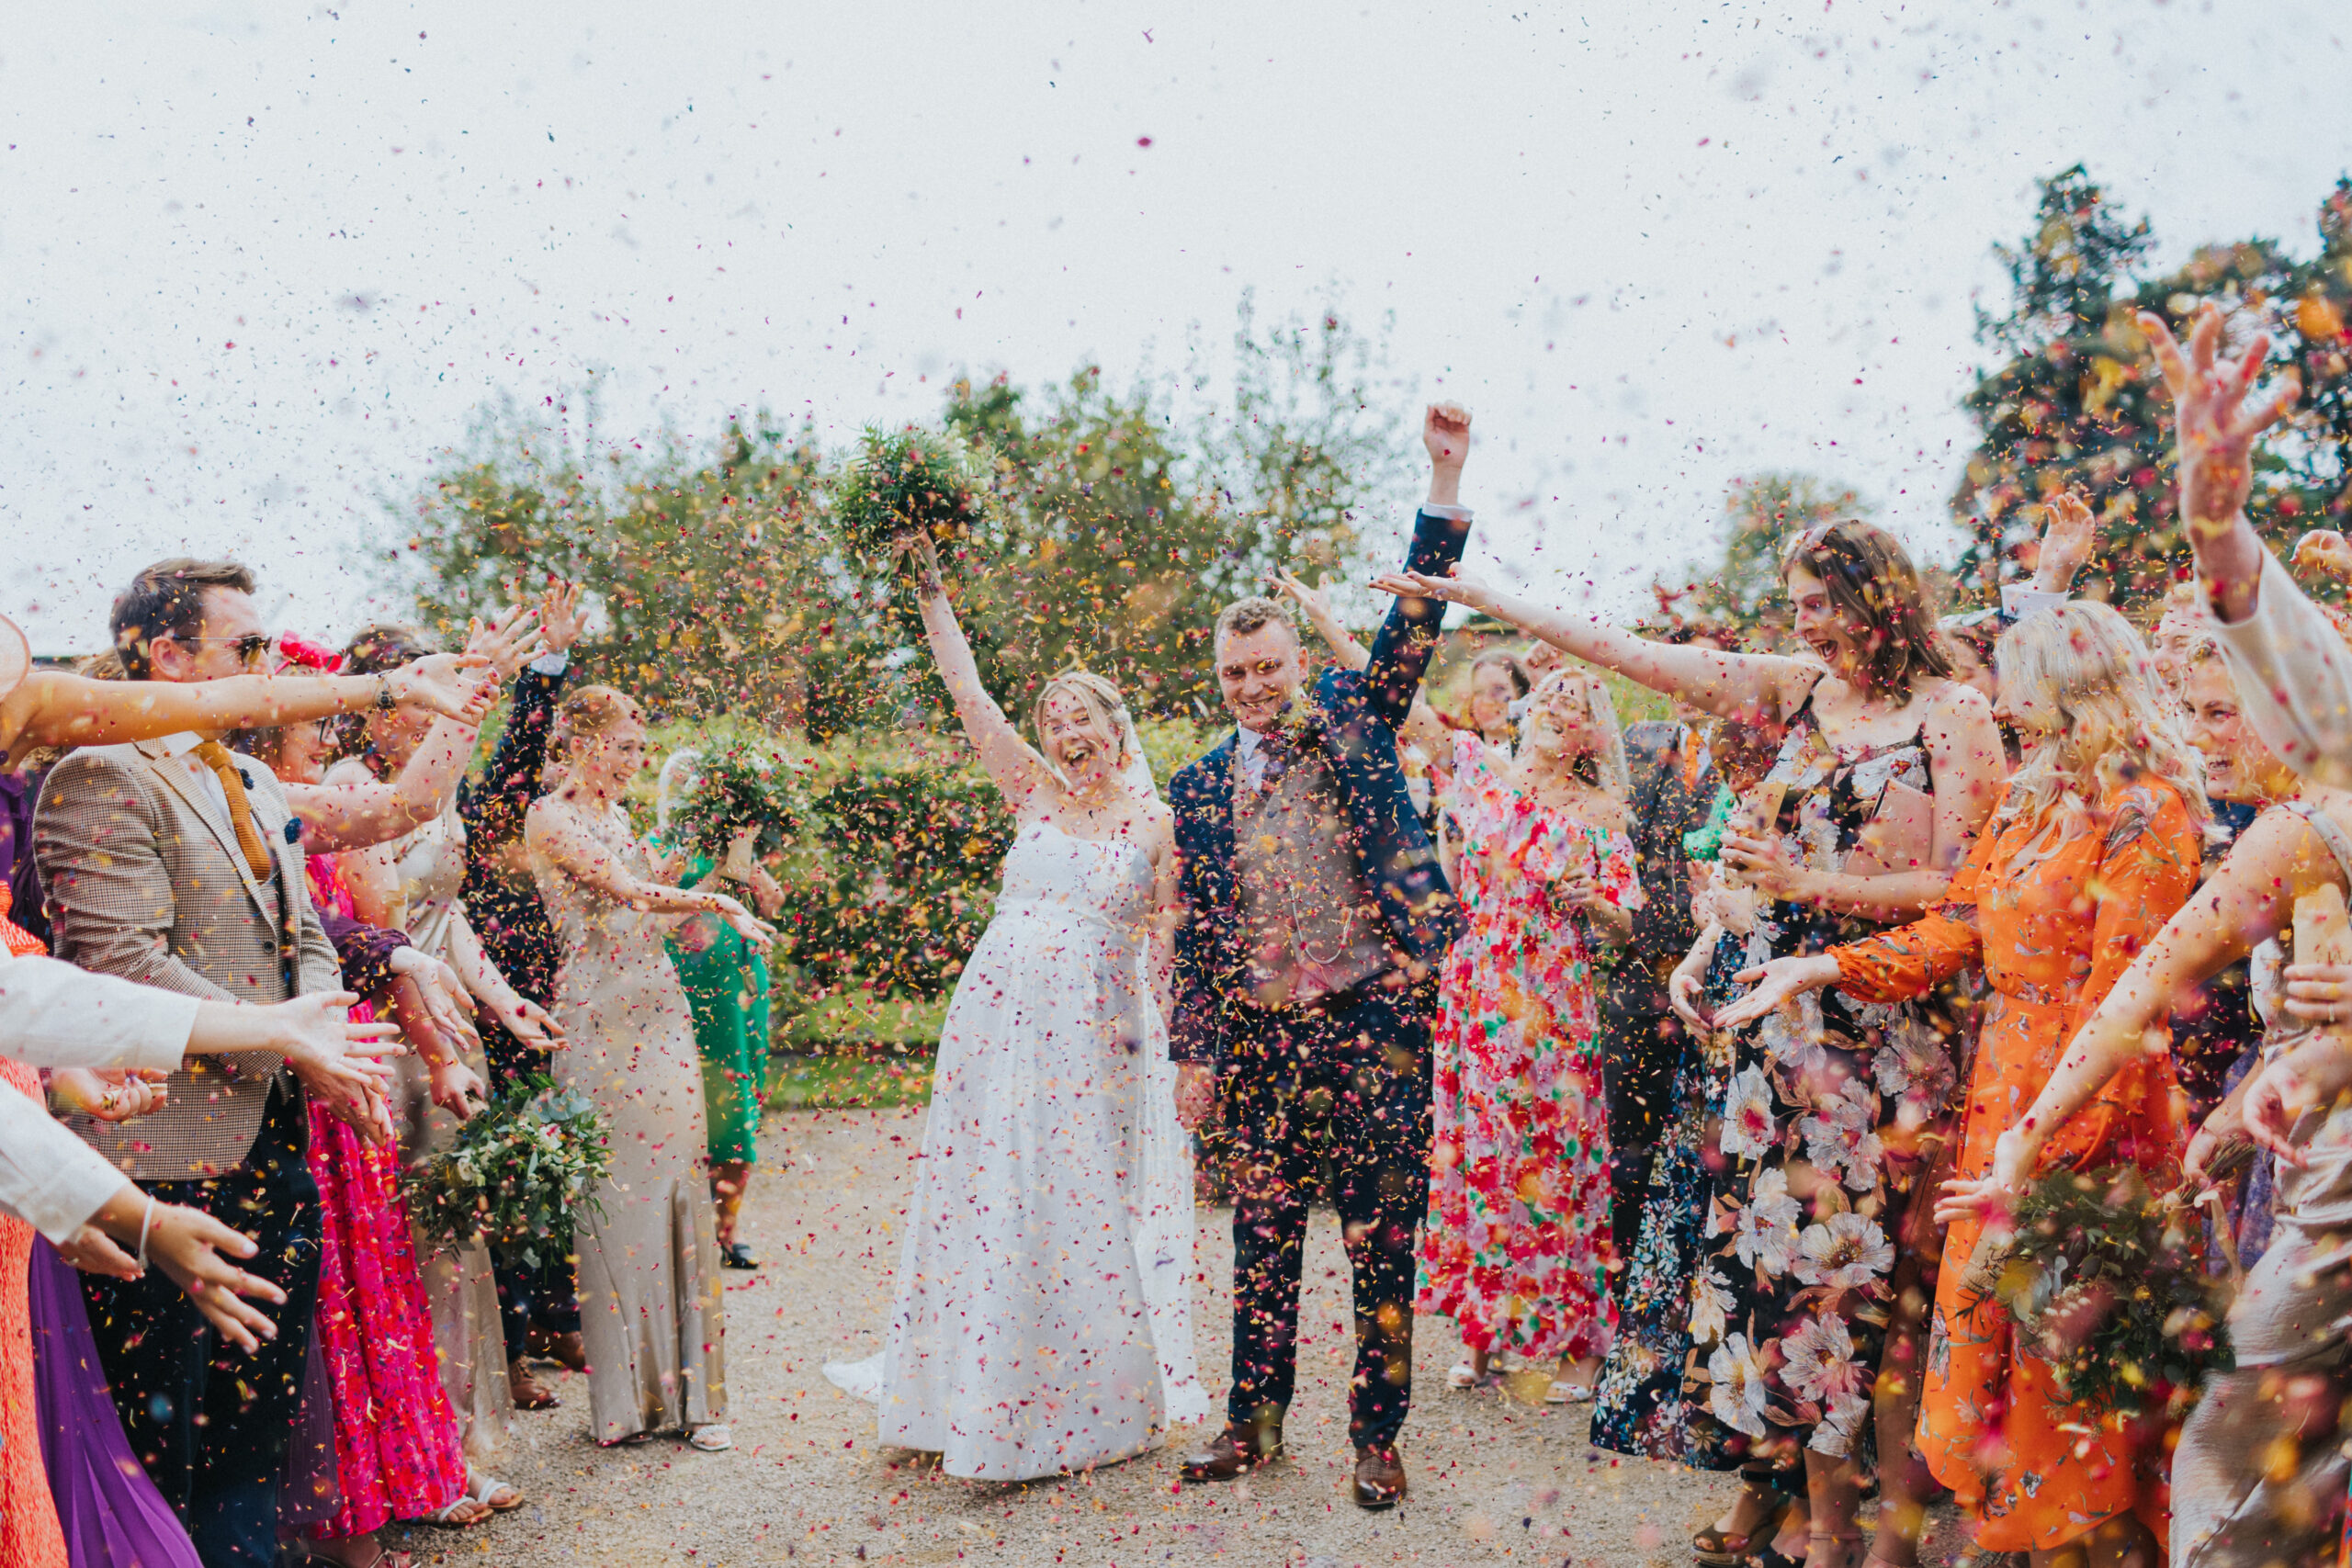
[34,558,365,1568]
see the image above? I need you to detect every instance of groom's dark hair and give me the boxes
[1214,596,1296,649]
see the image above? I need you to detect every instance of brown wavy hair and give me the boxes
[1780,520,1953,699]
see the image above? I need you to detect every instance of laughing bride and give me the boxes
[822,532,1210,1478]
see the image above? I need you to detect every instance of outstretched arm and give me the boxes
[899,534,1053,807]
[1273,568,1450,753]
[525,801,775,948]
[1358,404,1476,729]
[1369,567,1818,728]
[1,655,495,767]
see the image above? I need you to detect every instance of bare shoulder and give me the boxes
[1922,678,1995,731]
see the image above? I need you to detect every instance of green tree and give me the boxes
[1647,471,1875,639]
[1952,168,2352,609]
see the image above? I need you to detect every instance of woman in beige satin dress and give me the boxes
[525,686,775,1449]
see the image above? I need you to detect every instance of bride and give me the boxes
[824,532,1210,1477]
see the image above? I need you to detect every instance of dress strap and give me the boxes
[2283,797,2352,887]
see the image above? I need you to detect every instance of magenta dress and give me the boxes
[303,859,470,1539]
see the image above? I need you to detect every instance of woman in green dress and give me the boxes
[658,753,786,1269]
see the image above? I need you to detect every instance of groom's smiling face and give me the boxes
[1216,621,1310,734]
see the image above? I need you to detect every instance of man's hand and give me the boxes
[465,603,547,682]
[1174,1063,1219,1132]
[1423,402,1470,509]
[265,992,404,1079]
[2030,490,2098,594]
[2141,302,2301,537]
[538,578,590,655]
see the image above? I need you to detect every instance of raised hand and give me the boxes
[387,651,500,723]
[465,603,547,682]
[1367,566,1492,612]
[1707,952,1841,1032]
[1271,569,1340,630]
[2294,530,2352,584]
[537,579,590,655]
[2138,302,2301,541]
[1423,402,1472,471]
[2030,490,2098,593]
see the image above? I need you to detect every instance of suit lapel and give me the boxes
[134,740,276,921]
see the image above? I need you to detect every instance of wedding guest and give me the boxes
[655,756,785,1271]
[1722,601,2204,1568]
[30,558,475,1568]
[526,688,763,1449]
[1374,518,2004,1568]
[330,622,561,1481]
[1414,668,1640,1401]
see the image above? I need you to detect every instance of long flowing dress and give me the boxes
[1414,736,1641,1364]
[341,798,515,1465]
[301,858,470,1539]
[823,819,1210,1479]
[1831,781,2199,1555]
[664,854,769,1170]
[1684,694,1961,1471]
[0,895,68,1568]
[529,808,726,1442]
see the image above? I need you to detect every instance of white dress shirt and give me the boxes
[2213,552,2352,791]
[0,1077,133,1243]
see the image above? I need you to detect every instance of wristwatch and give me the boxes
[374,673,396,712]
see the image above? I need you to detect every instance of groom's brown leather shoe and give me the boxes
[1351,1444,1407,1509]
[1179,1425,1283,1483]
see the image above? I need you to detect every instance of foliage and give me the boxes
[1952,169,2352,611]
[1648,472,1880,639]
[767,1051,936,1111]
[668,742,816,860]
[383,295,1411,736]
[1961,1164,2231,1422]
[402,1076,611,1270]
[831,424,992,558]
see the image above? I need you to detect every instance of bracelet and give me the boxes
[135,1195,157,1269]
[374,673,396,713]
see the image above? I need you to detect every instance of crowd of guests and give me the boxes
[1340,303,2352,1568]
[0,559,781,1568]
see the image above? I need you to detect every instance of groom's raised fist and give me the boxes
[1423,403,1471,471]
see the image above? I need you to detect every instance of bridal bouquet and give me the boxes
[404,1076,610,1270]
[831,423,993,558]
[1960,1163,2233,1419]
[671,742,815,860]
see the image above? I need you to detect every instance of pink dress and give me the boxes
[1415,735,1642,1364]
[304,858,469,1539]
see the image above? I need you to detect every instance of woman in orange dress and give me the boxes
[1716,601,2203,1568]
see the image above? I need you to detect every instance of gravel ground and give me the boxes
[384,1106,1977,1568]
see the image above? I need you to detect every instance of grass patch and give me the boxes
[764,1049,936,1111]
[775,991,948,1052]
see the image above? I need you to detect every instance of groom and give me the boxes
[1170,404,1472,1508]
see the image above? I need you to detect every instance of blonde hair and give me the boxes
[1521,668,1633,800]
[1030,668,1136,784]
[550,685,644,756]
[1995,601,2206,829]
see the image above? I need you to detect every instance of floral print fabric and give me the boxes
[1684,701,1950,1469]
[1416,735,1643,1364]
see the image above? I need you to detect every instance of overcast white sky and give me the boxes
[3,0,2346,652]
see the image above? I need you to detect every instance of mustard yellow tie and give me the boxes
[191,740,276,880]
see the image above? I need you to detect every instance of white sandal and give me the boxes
[466,1469,523,1512]
[1545,1380,1595,1404]
[687,1424,733,1451]
[1447,1362,1502,1391]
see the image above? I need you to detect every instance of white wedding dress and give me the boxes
[825,818,1211,1477]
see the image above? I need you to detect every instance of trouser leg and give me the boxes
[1327,995,1431,1450]
[1224,1034,1312,1438]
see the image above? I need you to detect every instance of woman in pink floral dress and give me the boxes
[1416,669,1643,1400]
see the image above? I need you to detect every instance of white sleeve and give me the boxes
[2213,553,2352,790]
[1998,585,2069,625]
[0,1077,131,1244]
[0,950,198,1073]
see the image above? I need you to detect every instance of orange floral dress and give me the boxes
[1830,781,2199,1556]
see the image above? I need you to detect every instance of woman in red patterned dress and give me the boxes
[1416,669,1644,1401]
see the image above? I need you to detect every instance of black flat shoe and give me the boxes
[720,1241,760,1270]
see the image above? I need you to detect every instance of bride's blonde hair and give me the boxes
[1031,669,1136,782]
[1995,602,2207,829]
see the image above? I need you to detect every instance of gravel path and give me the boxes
[385,1106,1979,1567]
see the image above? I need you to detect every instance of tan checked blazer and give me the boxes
[34,738,342,1178]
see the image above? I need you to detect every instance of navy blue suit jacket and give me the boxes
[1169,506,1471,1065]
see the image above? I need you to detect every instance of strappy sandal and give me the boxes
[1804,1531,1867,1568]
[1544,1379,1595,1404]
[412,1492,494,1529]
[598,1429,656,1449]
[686,1423,733,1451]
[1446,1361,1503,1391]
[1693,1488,1796,1567]
[464,1469,524,1512]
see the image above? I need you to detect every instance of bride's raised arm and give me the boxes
[899,533,1053,808]
[1367,566,1817,726]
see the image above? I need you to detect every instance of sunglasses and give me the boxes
[175,632,277,665]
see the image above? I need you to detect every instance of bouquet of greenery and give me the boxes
[1961,1163,2233,1420]
[670,742,813,860]
[831,423,992,558]
[403,1076,611,1270]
